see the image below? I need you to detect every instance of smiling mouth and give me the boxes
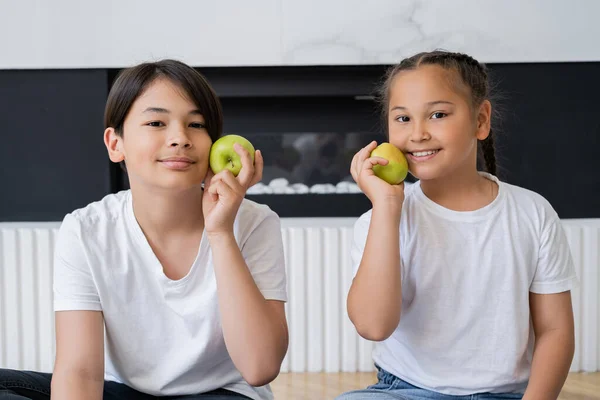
[408,150,440,157]
[159,159,196,170]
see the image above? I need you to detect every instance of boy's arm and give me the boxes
[523,291,575,400]
[51,310,105,400]
[209,232,288,387]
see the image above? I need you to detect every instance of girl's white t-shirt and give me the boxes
[53,190,287,400]
[351,173,578,395]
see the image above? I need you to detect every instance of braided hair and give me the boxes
[378,50,497,176]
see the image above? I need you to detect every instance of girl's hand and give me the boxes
[203,144,263,236]
[351,141,405,207]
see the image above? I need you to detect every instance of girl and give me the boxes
[0,60,288,400]
[337,51,577,400]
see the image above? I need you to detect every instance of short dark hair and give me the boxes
[378,50,499,176]
[104,59,223,143]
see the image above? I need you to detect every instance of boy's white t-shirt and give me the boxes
[351,173,578,395]
[53,190,287,400]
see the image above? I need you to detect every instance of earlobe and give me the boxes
[476,100,492,141]
[104,127,125,163]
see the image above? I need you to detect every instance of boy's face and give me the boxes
[105,78,213,192]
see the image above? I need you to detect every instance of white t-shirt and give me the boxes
[53,190,287,400]
[351,173,578,395]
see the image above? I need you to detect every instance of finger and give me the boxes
[350,152,358,179]
[204,169,215,189]
[234,143,255,187]
[209,180,236,199]
[249,150,264,187]
[358,141,378,163]
[360,157,389,176]
[208,170,223,187]
[364,156,389,167]
[355,141,378,176]
[218,169,245,196]
[217,178,237,199]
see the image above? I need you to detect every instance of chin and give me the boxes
[167,178,204,190]
[148,175,203,193]
[408,166,446,182]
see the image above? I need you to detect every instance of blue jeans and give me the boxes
[0,369,251,399]
[335,366,523,400]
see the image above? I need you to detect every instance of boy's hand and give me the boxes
[203,144,263,236]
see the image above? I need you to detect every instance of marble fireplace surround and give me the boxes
[1,0,599,70]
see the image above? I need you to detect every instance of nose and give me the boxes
[168,128,193,149]
[409,121,431,142]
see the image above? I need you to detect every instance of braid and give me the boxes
[481,128,497,176]
[446,54,498,176]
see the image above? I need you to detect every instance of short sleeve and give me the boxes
[241,211,287,302]
[530,217,579,294]
[53,214,102,311]
[351,212,372,278]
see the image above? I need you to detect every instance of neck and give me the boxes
[130,183,205,236]
[420,161,494,212]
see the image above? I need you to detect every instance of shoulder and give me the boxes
[235,198,281,238]
[500,180,560,228]
[55,191,130,265]
[62,190,130,235]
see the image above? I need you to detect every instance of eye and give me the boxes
[395,116,410,123]
[431,112,447,119]
[146,121,164,127]
[189,122,206,129]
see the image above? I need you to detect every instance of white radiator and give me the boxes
[0,223,59,373]
[1,219,598,374]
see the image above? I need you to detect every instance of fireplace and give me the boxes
[110,65,407,217]
[107,62,600,220]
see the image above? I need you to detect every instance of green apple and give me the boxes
[370,143,408,185]
[209,134,255,176]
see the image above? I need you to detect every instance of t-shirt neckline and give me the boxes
[124,190,207,287]
[413,172,505,222]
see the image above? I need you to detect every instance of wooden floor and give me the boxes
[271,372,600,400]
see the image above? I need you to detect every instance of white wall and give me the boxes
[1,0,599,69]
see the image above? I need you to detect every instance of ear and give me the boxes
[475,100,492,141]
[104,127,125,163]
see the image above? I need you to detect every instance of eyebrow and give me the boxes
[390,100,455,112]
[142,107,203,115]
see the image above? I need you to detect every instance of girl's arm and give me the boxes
[347,203,402,341]
[347,141,405,341]
[209,233,288,387]
[524,291,575,400]
[51,311,105,400]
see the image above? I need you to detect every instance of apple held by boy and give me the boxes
[209,134,255,176]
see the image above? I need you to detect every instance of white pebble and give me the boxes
[291,183,310,194]
[348,183,362,193]
[269,178,289,188]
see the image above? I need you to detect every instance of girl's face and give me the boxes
[105,78,213,192]
[387,65,491,181]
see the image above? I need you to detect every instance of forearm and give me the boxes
[208,232,288,386]
[51,369,103,400]
[524,329,575,400]
[348,202,402,341]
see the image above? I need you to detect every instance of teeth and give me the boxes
[412,150,438,157]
